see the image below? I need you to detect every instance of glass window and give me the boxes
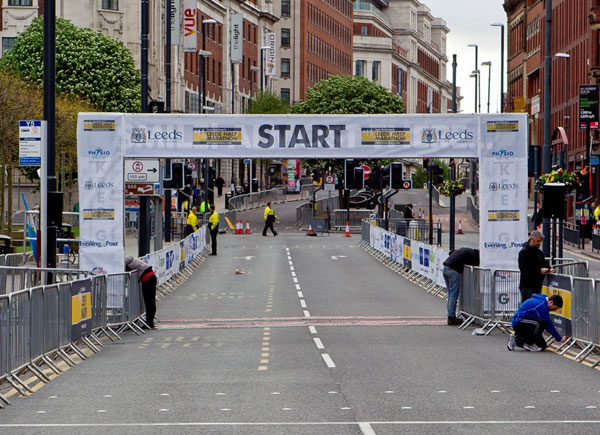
[372,61,380,82]
[2,37,16,56]
[281,88,290,105]
[101,0,118,10]
[355,60,365,77]
[281,58,291,76]
[8,0,33,5]
[281,0,291,17]
[361,25,368,36]
[185,91,190,113]
[281,28,291,47]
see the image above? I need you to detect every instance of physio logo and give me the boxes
[491,149,515,159]
[420,127,474,145]
[88,147,111,160]
[130,127,183,144]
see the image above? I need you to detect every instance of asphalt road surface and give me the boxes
[2,202,600,434]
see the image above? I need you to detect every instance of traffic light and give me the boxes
[163,162,184,189]
[423,158,429,172]
[344,159,356,189]
[184,164,193,186]
[390,162,403,189]
[432,164,444,186]
[353,167,365,189]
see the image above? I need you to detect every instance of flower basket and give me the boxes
[438,180,465,197]
[534,168,580,192]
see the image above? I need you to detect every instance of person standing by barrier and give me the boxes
[185,206,199,237]
[263,202,278,236]
[208,205,219,255]
[507,294,567,351]
[215,174,225,197]
[125,256,157,329]
[442,247,480,325]
[518,230,554,303]
[404,203,414,220]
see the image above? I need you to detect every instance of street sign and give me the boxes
[324,173,335,191]
[402,180,412,189]
[19,120,44,166]
[579,84,600,130]
[186,161,196,170]
[591,155,600,166]
[124,183,155,196]
[243,159,251,164]
[360,164,371,180]
[125,159,160,182]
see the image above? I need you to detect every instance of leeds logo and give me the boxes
[421,128,438,144]
[131,128,147,144]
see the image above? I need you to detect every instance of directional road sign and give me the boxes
[124,183,155,196]
[125,159,160,183]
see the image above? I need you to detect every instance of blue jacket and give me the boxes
[512,293,562,341]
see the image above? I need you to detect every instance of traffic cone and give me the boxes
[236,220,243,234]
[457,220,463,235]
[245,219,252,234]
[345,221,351,237]
[306,223,316,236]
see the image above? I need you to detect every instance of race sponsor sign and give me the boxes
[71,279,92,341]
[542,274,573,337]
[183,0,197,52]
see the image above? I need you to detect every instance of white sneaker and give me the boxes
[523,343,543,352]
[507,334,516,351]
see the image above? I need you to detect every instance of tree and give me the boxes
[248,91,290,115]
[291,75,405,201]
[0,17,140,112]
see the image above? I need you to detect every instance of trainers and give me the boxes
[507,334,516,351]
[447,316,463,325]
[523,343,543,352]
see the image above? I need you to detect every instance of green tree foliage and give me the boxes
[0,17,140,112]
[291,75,405,188]
[248,91,290,114]
[412,159,449,189]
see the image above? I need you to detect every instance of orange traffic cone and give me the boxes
[345,221,351,237]
[457,220,463,235]
[306,223,316,236]
[245,219,252,234]
[236,220,243,234]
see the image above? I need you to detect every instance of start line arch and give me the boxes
[77,113,528,274]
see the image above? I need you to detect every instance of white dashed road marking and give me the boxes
[313,338,324,349]
[321,353,336,368]
[359,422,377,435]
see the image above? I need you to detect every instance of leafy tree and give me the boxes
[291,75,405,200]
[0,17,140,112]
[248,91,290,114]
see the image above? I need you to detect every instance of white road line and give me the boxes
[308,326,317,334]
[297,291,303,298]
[295,284,301,290]
[321,353,336,368]
[313,338,324,349]
[359,422,377,435]
[303,310,311,317]
[288,261,293,266]
[300,300,307,308]
[290,266,295,271]
[293,278,298,283]
[291,272,296,277]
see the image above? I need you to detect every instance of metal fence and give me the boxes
[228,187,287,211]
[0,266,91,296]
[296,195,341,228]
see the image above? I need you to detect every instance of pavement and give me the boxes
[2,200,600,434]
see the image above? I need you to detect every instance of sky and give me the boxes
[422,0,507,114]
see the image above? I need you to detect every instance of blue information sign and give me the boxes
[19,120,43,166]
[591,156,599,166]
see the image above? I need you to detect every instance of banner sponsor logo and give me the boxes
[420,128,474,144]
[183,0,197,52]
[80,240,120,248]
[361,128,410,145]
[231,14,243,63]
[130,127,183,144]
[487,121,519,132]
[265,32,277,76]
[483,241,524,249]
[487,210,520,221]
[193,128,242,145]
[91,266,108,275]
[83,208,115,220]
[87,147,111,160]
[491,149,515,159]
[489,182,519,191]
[84,181,114,190]
[258,124,345,148]
[83,120,116,131]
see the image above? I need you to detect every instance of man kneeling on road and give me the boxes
[442,247,479,325]
[507,294,568,352]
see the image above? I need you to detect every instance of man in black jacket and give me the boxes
[518,230,554,303]
[443,247,480,325]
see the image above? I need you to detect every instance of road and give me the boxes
[2,201,600,434]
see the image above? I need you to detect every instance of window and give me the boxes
[281,88,290,105]
[281,0,291,17]
[8,0,32,5]
[101,0,118,10]
[372,61,380,82]
[360,25,368,36]
[2,37,16,56]
[281,58,291,76]
[355,60,365,77]
[281,28,291,47]
[185,91,190,113]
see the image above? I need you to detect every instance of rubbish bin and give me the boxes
[0,235,11,254]
[225,193,232,210]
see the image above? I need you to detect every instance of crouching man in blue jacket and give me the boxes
[507,294,568,352]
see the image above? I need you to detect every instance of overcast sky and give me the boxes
[423,0,507,113]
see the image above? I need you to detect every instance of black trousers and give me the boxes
[141,274,157,327]
[263,220,277,236]
[514,318,548,350]
[184,224,195,237]
[210,226,218,254]
[519,287,539,304]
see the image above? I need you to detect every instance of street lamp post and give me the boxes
[469,71,479,195]
[468,44,479,113]
[250,65,260,111]
[482,61,492,113]
[200,19,216,209]
[556,52,570,168]
[491,23,505,112]
[260,46,270,93]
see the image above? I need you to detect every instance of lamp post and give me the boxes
[260,46,270,92]
[469,71,478,195]
[481,61,492,113]
[491,23,505,112]
[250,65,260,111]
[556,52,570,168]
[200,19,216,209]
[468,44,478,113]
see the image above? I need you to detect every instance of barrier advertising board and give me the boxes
[71,279,92,341]
[542,274,573,337]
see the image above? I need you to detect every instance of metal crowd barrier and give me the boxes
[553,261,588,278]
[228,187,287,211]
[0,266,91,295]
[361,220,371,245]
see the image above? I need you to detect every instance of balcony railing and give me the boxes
[353,1,390,25]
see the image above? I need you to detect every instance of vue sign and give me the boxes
[183,0,197,52]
